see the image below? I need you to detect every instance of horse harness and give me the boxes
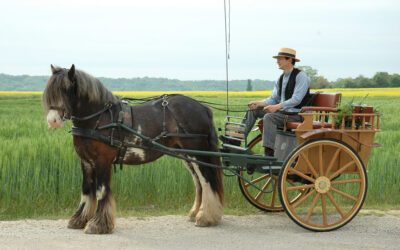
[68,94,208,171]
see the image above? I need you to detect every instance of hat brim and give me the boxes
[273,55,300,62]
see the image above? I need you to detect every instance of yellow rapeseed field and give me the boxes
[1,88,400,97]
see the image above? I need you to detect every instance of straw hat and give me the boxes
[272,47,300,62]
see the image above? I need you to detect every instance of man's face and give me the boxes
[277,57,292,70]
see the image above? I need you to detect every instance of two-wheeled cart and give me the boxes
[220,92,381,231]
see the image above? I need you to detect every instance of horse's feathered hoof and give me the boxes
[194,211,221,227]
[84,218,114,234]
[67,217,87,229]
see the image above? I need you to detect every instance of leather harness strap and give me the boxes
[70,95,208,172]
[113,101,133,170]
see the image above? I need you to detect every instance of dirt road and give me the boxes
[0,213,399,250]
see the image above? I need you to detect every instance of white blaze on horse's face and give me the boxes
[47,109,64,128]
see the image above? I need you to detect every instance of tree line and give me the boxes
[0,73,275,91]
[0,68,399,91]
[298,66,400,89]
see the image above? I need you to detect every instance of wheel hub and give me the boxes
[315,176,331,194]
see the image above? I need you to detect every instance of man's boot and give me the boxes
[264,147,274,157]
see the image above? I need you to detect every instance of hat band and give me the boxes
[278,52,296,58]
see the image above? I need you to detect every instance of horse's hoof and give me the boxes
[194,211,218,227]
[67,217,87,229]
[187,209,198,222]
[84,219,114,234]
[187,216,196,222]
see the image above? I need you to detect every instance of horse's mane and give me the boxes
[43,66,119,114]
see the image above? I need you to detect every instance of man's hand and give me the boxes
[263,104,283,113]
[248,101,265,110]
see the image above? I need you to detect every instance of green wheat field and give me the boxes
[0,94,399,220]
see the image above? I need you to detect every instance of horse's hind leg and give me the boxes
[182,160,202,222]
[68,160,97,229]
[191,156,224,227]
[84,160,115,234]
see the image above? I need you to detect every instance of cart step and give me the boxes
[221,143,251,154]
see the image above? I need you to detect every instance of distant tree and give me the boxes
[313,76,331,89]
[372,72,390,87]
[298,66,331,88]
[246,79,253,91]
[390,73,400,87]
[298,66,318,82]
[341,78,357,88]
[355,75,374,88]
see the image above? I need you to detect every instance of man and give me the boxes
[243,47,311,156]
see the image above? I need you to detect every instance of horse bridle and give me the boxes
[49,103,113,122]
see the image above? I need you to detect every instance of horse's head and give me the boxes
[43,64,119,129]
[43,64,77,128]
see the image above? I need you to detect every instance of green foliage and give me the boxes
[331,72,400,88]
[373,72,390,87]
[246,79,252,91]
[298,66,332,89]
[389,73,400,87]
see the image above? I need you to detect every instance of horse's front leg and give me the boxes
[68,159,97,229]
[84,159,116,234]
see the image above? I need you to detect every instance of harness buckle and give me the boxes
[161,95,168,107]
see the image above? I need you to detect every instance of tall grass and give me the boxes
[0,94,398,220]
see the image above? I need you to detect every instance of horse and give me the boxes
[42,64,224,234]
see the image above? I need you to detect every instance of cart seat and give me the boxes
[284,92,341,130]
[256,92,341,131]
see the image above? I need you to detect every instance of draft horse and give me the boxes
[43,65,224,234]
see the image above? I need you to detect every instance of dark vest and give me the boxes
[278,68,311,109]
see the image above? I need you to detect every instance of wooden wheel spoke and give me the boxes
[292,189,316,209]
[288,168,315,183]
[270,177,278,207]
[254,178,272,201]
[305,193,320,222]
[300,153,319,178]
[329,161,355,181]
[244,174,270,187]
[321,194,328,226]
[326,191,345,218]
[330,187,358,201]
[325,148,341,176]
[287,179,297,187]
[318,145,323,177]
[331,179,361,186]
[286,184,314,191]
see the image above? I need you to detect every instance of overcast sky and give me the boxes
[0,0,399,81]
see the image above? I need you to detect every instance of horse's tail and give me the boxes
[205,106,224,204]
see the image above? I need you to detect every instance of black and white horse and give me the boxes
[43,65,224,234]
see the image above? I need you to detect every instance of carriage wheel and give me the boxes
[279,138,367,231]
[238,134,309,212]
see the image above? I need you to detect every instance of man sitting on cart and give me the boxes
[224,47,311,156]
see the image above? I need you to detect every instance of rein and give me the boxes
[70,103,113,121]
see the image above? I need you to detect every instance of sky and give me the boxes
[0,0,399,81]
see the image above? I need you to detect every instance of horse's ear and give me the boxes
[68,64,75,82]
[50,64,56,74]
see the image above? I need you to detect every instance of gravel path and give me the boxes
[0,212,399,250]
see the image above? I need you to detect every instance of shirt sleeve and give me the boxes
[281,71,310,109]
[264,80,280,105]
